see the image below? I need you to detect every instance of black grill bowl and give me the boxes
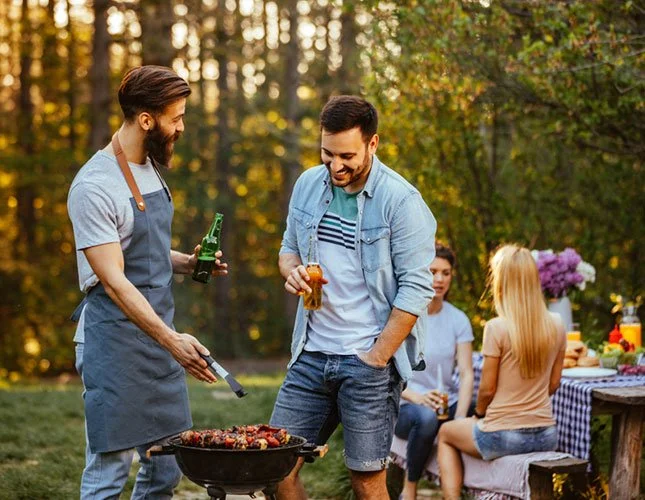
[148,435,326,496]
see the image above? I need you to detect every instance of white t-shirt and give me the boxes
[67,150,167,342]
[404,302,473,406]
[305,186,381,354]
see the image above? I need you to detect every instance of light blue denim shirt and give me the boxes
[280,156,436,381]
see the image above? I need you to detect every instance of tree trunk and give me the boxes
[213,4,235,356]
[280,0,301,329]
[337,3,360,95]
[89,0,111,152]
[66,0,77,152]
[40,0,59,103]
[16,0,35,257]
[138,0,175,67]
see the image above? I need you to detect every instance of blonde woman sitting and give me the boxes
[437,244,566,500]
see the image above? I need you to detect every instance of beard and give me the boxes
[144,126,180,168]
[327,146,372,188]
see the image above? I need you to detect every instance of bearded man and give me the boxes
[271,95,436,499]
[67,66,227,499]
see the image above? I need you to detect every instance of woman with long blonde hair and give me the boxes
[436,244,566,500]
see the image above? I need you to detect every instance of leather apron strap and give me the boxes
[112,133,146,211]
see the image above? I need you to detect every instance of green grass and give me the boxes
[0,375,351,500]
[2,378,642,499]
[0,383,86,500]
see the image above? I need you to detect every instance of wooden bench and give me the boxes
[529,457,589,499]
[388,439,589,499]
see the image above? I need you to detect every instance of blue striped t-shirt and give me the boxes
[305,186,381,354]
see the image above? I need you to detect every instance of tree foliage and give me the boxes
[366,0,643,338]
[0,0,642,378]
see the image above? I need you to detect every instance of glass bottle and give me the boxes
[192,213,223,284]
[303,263,323,310]
[620,305,642,348]
[303,235,323,310]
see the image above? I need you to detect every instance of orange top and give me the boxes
[479,315,566,432]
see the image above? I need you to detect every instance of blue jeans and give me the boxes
[270,351,404,472]
[394,402,457,481]
[75,343,182,499]
[473,422,558,461]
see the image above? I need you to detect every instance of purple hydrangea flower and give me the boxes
[533,248,586,298]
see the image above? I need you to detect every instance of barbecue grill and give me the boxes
[147,435,327,499]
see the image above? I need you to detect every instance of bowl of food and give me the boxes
[599,353,621,369]
[598,342,625,369]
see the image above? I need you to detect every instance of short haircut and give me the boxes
[319,95,378,142]
[118,66,191,121]
[435,242,456,269]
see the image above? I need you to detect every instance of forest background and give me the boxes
[0,0,642,378]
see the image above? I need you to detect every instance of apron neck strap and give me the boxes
[112,133,146,211]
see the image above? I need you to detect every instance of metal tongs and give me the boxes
[200,354,247,398]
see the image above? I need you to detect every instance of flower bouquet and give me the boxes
[531,248,596,299]
[531,248,595,332]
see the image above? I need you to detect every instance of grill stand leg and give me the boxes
[263,484,278,500]
[206,486,226,499]
[205,484,278,500]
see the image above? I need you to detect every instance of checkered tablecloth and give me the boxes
[551,375,645,459]
[469,353,645,460]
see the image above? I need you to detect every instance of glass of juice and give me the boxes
[436,392,449,421]
[567,322,582,342]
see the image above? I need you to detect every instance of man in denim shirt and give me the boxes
[270,96,436,499]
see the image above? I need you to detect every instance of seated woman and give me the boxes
[437,244,566,500]
[394,243,474,500]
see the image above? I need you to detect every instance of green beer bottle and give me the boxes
[192,213,224,284]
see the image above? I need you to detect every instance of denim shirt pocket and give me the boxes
[293,207,314,260]
[360,226,391,272]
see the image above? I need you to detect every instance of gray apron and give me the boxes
[73,141,191,454]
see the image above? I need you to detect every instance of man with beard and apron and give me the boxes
[67,66,227,499]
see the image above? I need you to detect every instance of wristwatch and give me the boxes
[474,409,486,419]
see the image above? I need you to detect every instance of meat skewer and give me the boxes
[180,425,291,450]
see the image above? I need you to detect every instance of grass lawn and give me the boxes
[1,375,643,499]
[0,375,352,500]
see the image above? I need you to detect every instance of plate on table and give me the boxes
[562,367,617,378]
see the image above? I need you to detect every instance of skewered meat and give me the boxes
[179,425,291,450]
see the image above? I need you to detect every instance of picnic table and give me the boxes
[472,354,645,499]
[591,385,645,498]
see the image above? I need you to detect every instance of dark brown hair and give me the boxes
[435,242,456,269]
[319,95,378,142]
[118,66,191,121]
[435,242,456,301]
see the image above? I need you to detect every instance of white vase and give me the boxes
[548,296,573,332]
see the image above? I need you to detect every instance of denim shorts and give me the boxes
[270,351,403,471]
[473,422,558,461]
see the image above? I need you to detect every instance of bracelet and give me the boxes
[474,409,486,419]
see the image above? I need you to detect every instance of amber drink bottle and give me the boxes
[304,263,323,310]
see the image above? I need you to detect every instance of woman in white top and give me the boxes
[394,243,474,500]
